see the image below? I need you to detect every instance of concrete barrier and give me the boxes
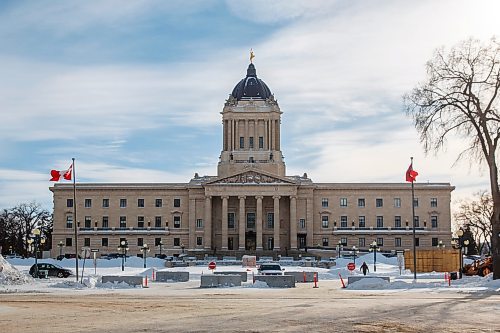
[156,271,190,282]
[347,276,390,285]
[254,275,295,288]
[101,275,143,287]
[286,271,318,283]
[214,271,248,282]
[200,274,242,288]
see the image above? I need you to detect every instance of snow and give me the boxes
[1,253,499,293]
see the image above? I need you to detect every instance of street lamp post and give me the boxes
[118,240,129,271]
[352,246,358,266]
[57,241,65,259]
[455,229,470,279]
[337,240,343,259]
[181,243,185,254]
[369,241,380,272]
[140,244,150,268]
[28,228,46,277]
[158,240,163,256]
[437,240,445,249]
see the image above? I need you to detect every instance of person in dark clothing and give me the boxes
[360,262,369,275]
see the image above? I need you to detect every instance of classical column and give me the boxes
[221,196,229,250]
[273,195,280,250]
[306,197,314,248]
[244,120,248,150]
[204,196,212,250]
[256,196,263,250]
[189,198,196,249]
[238,196,246,250]
[290,196,297,250]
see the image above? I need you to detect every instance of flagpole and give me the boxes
[72,157,79,282]
[411,157,417,281]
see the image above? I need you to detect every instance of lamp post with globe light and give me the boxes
[140,244,150,268]
[57,240,65,259]
[118,240,129,271]
[369,241,380,272]
[352,246,358,266]
[27,228,46,277]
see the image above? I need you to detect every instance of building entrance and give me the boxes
[298,234,307,249]
[245,231,256,251]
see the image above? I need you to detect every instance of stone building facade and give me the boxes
[50,63,454,258]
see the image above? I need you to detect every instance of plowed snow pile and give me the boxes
[0,255,33,285]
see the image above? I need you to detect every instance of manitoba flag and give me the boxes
[50,164,72,181]
[405,163,418,182]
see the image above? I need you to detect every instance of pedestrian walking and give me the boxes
[360,262,369,275]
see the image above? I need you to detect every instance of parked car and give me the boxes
[29,263,73,278]
[257,263,285,275]
[101,253,122,259]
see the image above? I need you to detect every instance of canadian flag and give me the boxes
[50,164,72,181]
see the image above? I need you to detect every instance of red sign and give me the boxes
[347,263,356,271]
[208,261,216,270]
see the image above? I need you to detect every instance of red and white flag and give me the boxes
[405,163,418,183]
[50,164,72,181]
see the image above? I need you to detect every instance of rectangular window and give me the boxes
[84,216,91,228]
[249,136,254,148]
[155,216,162,228]
[340,198,347,207]
[340,216,347,228]
[102,238,108,247]
[376,237,384,246]
[228,212,235,229]
[394,198,401,208]
[102,216,109,228]
[321,198,328,208]
[358,198,365,207]
[415,237,420,247]
[259,136,264,149]
[84,238,90,247]
[376,216,384,228]
[66,215,73,229]
[196,219,203,228]
[65,238,72,247]
[299,218,306,229]
[432,237,439,247]
[137,198,144,208]
[239,137,244,148]
[414,216,420,228]
[174,198,181,207]
[67,199,73,207]
[247,212,256,229]
[359,238,365,247]
[358,216,365,228]
[376,198,383,207]
[137,238,143,247]
[431,198,438,207]
[197,237,203,246]
[267,213,274,228]
[155,199,162,208]
[340,237,347,246]
[322,237,329,247]
[137,216,144,228]
[120,199,127,208]
[413,198,419,207]
[174,238,180,247]
[431,216,438,228]
[322,216,329,228]
[102,198,109,208]
[155,238,162,246]
[174,216,181,228]
[395,237,402,247]
[119,216,126,228]
[394,216,401,228]
[84,198,92,208]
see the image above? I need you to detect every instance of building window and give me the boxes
[84,199,92,208]
[299,219,306,229]
[155,238,162,246]
[322,216,329,228]
[321,198,328,208]
[267,213,274,228]
[102,198,109,208]
[322,237,329,247]
[358,216,366,228]
[174,216,181,228]
[359,238,365,247]
[67,199,73,207]
[377,237,384,246]
[376,216,384,228]
[102,216,109,228]
[197,237,203,246]
[358,198,365,207]
[376,198,383,207]
[173,238,180,247]
[120,199,127,208]
[340,198,347,207]
[66,215,73,229]
[431,198,438,207]
[137,216,144,228]
[119,216,127,228]
[84,238,90,247]
[432,238,438,247]
[413,198,419,207]
[155,216,162,228]
[228,237,234,250]
[395,237,402,247]
[137,238,143,247]
[431,216,438,228]
[340,216,347,228]
[155,199,162,208]
[239,137,244,148]
[247,212,256,229]
[394,198,401,208]
[394,216,401,228]
[259,136,264,149]
[65,238,72,247]
[102,238,108,247]
[340,237,347,246]
[84,216,91,228]
[249,136,254,149]
[228,212,235,228]
[137,198,144,208]
[414,216,420,228]
[415,238,420,247]
[174,198,180,207]
[196,219,203,228]
[267,237,274,250]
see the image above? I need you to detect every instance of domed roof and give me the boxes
[231,63,272,101]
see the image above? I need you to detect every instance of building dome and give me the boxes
[231,63,272,100]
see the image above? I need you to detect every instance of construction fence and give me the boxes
[404,249,460,273]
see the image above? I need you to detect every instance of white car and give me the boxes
[258,263,285,275]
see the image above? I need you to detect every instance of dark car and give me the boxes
[29,263,73,278]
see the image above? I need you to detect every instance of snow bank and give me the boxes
[0,255,33,285]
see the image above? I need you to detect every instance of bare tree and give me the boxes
[454,191,493,255]
[404,37,500,279]
[10,202,52,256]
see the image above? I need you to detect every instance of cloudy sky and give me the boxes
[0,0,499,211]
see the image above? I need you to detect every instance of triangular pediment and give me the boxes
[206,170,296,185]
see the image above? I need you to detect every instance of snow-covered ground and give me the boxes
[1,253,499,293]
